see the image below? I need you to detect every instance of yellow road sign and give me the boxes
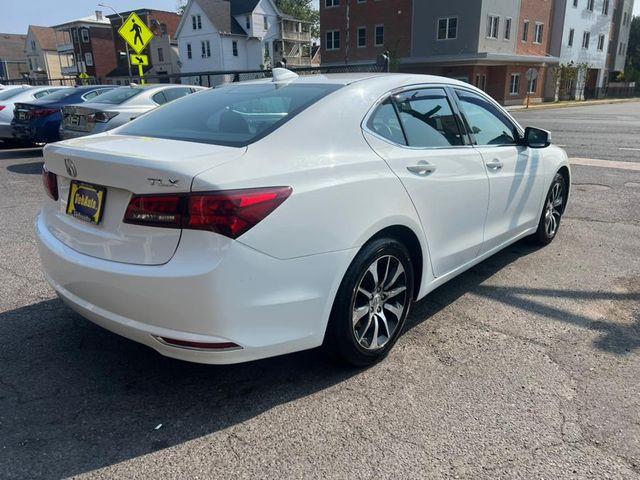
[118,12,154,54]
[78,72,89,79]
[131,54,149,66]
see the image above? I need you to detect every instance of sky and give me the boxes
[0,0,637,36]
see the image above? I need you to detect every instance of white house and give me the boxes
[176,0,312,82]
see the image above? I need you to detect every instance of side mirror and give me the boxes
[523,126,551,148]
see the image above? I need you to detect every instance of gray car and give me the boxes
[59,84,207,140]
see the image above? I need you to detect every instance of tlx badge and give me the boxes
[147,178,179,187]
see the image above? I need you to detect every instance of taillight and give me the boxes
[42,167,58,201]
[0,106,5,112]
[32,108,59,118]
[123,187,292,239]
[87,111,117,123]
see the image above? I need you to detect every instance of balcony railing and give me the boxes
[281,30,311,42]
[57,42,74,53]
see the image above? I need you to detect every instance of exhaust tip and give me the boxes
[155,336,242,351]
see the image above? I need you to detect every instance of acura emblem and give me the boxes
[64,158,77,178]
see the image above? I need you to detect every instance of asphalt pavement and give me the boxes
[0,101,639,479]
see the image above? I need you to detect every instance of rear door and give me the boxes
[363,87,490,277]
[453,88,546,253]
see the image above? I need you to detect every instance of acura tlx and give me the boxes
[36,69,570,366]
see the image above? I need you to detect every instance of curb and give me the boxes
[506,97,640,112]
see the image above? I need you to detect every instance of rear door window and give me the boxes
[393,88,464,148]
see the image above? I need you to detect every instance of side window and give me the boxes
[455,89,517,146]
[162,87,193,103]
[366,99,406,145]
[152,92,168,105]
[393,88,463,147]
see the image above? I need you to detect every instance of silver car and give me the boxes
[59,84,207,140]
[0,86,67,145]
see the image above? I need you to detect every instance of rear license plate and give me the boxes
[18,112,27,120]
[69,115,80,126]
[66,181,106,225]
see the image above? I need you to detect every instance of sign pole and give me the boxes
[138,64,145,84]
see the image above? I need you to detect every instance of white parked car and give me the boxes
[59,84,207,140]
[37,70,570,366]
[0,86,67,146]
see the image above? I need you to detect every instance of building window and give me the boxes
[487,15,499,39]
[357,27,366,47]
[582,31,590,49]
[602,0,609,15]
[623,12,628,26]
[264,42,269,58]
[534,23,543,44]
[81,29,90,43]
[30,40,36,51]
[618,41,623,54]
[587,0,595,11]
[232,40,238,56]
[509,73,520,95]
[158,47,164,62]
[597,34,605,51]
[160,23,167,36]
[437,17,458,40]
[522,20,529,41]
[85,52,93,66]
[375,25,384,46]
[568,28,575,46]
[504,18,511,40]
[325,30,340,50]
[192,15,202,30]
[325,0,339,6]
[475,74,487,91]
[246,15,251,29]
[72,29,78,42]
[573,0,578,6]
[187,43,192,59]
[263,15,268,30]
[201,40,211,57]
[527,76,537,94]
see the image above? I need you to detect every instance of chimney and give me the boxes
[95,10,103,21]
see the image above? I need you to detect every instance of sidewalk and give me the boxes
[505,97,640,111]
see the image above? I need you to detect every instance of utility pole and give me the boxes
[98,3,133,81]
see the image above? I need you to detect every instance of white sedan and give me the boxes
[37,70,570,366]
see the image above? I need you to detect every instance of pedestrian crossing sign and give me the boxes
[118,12,154,54]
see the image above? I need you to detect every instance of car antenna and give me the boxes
[272,68,298,83]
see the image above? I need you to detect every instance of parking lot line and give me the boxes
[570,157,640,172]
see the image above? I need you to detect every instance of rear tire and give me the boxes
[324,238,414,367]
[533,172,566,245]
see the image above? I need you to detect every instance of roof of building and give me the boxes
[53,13,112,29]
[230,0,261,15]
[0,33,27,60]
[28,26,58,51]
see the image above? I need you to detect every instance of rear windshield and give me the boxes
[91,87,143,105]
[35,88,75,102]
[118,83,342,147]
[0,88,26,101]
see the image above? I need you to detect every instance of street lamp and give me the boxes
[98,3,133,81]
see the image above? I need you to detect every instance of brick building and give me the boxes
[320,0,412,65]
[106,9,182,83]
[53,12,118,82]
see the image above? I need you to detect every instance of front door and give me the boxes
[363,87,490,277]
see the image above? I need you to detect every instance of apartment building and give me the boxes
[106,9,182,83]
[25,26,72,80]
[0,33,28,80]
[320,0,412,65]
[607,0,635,78]
[53,12,118,82]
[549,0,615,98]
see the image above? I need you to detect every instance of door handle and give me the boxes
[407,161,436,176]
[485,159,504,170]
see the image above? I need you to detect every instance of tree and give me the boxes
[276,0,320,39]
[625,16,640,82]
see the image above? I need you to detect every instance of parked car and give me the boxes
[0,86,68,147]
[11,85,114,144]
[59,84,207,140]
[37,71,570,366]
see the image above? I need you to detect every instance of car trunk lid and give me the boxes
[42,134,247,265]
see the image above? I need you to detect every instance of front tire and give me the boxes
[324,238,414,367]
[533,172,566,244]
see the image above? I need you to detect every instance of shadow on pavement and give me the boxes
[6,161,44,175]
[0,148,42,160]
[1,240,638,478]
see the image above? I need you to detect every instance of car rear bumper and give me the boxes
[13,121,60,143]
[36,212,354,364]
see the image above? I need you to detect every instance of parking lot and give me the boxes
[0,100,639,479]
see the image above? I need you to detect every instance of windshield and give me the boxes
[119,83,342,147]
[0,88,26,101]
[90,87,143,105]
[36,88,75,102]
